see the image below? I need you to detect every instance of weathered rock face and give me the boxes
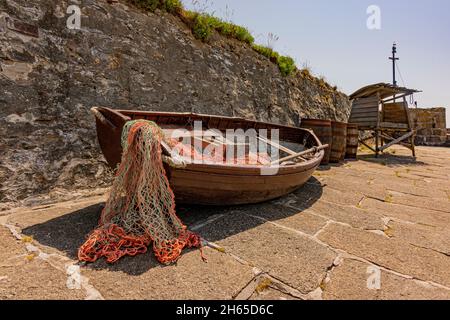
[0,0,351,210]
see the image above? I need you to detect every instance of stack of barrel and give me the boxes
[300,119,359,164]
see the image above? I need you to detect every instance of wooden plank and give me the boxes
[359,139,377,153]
[353,102,379,107]
[382,93,411,104]
[379,122,409,129]
[257,136,299,158]
[383,109,407,115]
[349,119,378,125]
[350,112,379,118]
[379,131,414,151]
[349,114,379,121]
[383,114,407,120]
[383,102,406,109]
[349,120,378,127]
[352,103,379,110]
[379,133,395,141]
[350,112,379,119]
[270,144,328,165]
[383,110,407,116]
[383,111,407,117]
[353,97,379,106]
[353,99,379,106]
[354,99,379,105]
[383,117,408,124]
[355,96,379,103]
[351,108,379,114]
[350,116,379,121]
[350,119,377,126]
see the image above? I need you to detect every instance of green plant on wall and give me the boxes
[252,45,296,76]
[277,56,296,76]
[164,0,183,13]
[191,14,214,41]
[252,45,280,62]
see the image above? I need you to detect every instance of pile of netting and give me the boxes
[168,138,272,165]
[78,120,203,265]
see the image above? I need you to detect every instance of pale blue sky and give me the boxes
[183,0,450,126]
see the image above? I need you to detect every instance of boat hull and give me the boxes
[92,107,324,205]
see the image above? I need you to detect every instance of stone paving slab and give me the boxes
[361,197,450,227]
[385,221,450,256]
[386,191,450,213]
[198,213,336,294]
[316,176,388,200]
[83,247,256,300]
[240,203,328,236]
[302,200,385,231]
[0,226,85,300]
[372,177,449,199]
[322,259,450,300]
[317,222,450,288]
[289,183,364,208]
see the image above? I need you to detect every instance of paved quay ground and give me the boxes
[1,146,449,300]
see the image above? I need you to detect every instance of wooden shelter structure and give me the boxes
[348,83,421,157]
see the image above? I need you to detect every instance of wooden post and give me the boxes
[411,134,416,158]
[375,130,380,158]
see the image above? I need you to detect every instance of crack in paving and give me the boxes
[204,237,321,300]
[281,200,385,234]
[363,195,450,214]
[1,223,104,300]
[317,255,344,299]
[234,271,320,300]
[408,243,450,258]
[190,209,322,300]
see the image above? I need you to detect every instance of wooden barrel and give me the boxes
[345,124,359,159]
[300,119,332,165]
[330,121,347,163]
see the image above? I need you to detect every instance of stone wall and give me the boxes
[410,108,447,146]
[0,0,351,210]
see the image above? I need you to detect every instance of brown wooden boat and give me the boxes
[91,107,326,205]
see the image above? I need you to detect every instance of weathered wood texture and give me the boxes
[349,97,380,129]
[349,83,418,157]
[330,121,347,163]
[345,124,359,159]
[300,119,332,165]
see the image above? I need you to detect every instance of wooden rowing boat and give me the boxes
[91,107,325,205]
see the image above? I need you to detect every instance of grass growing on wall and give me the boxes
[252,45,296,76]
[127,0,305,78]
[181,12,254,45]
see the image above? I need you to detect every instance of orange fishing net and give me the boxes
[168,138,272,165]
[79,120,203,264]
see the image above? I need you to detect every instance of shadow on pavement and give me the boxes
[22,177,323,275]
[357,153,427,167]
